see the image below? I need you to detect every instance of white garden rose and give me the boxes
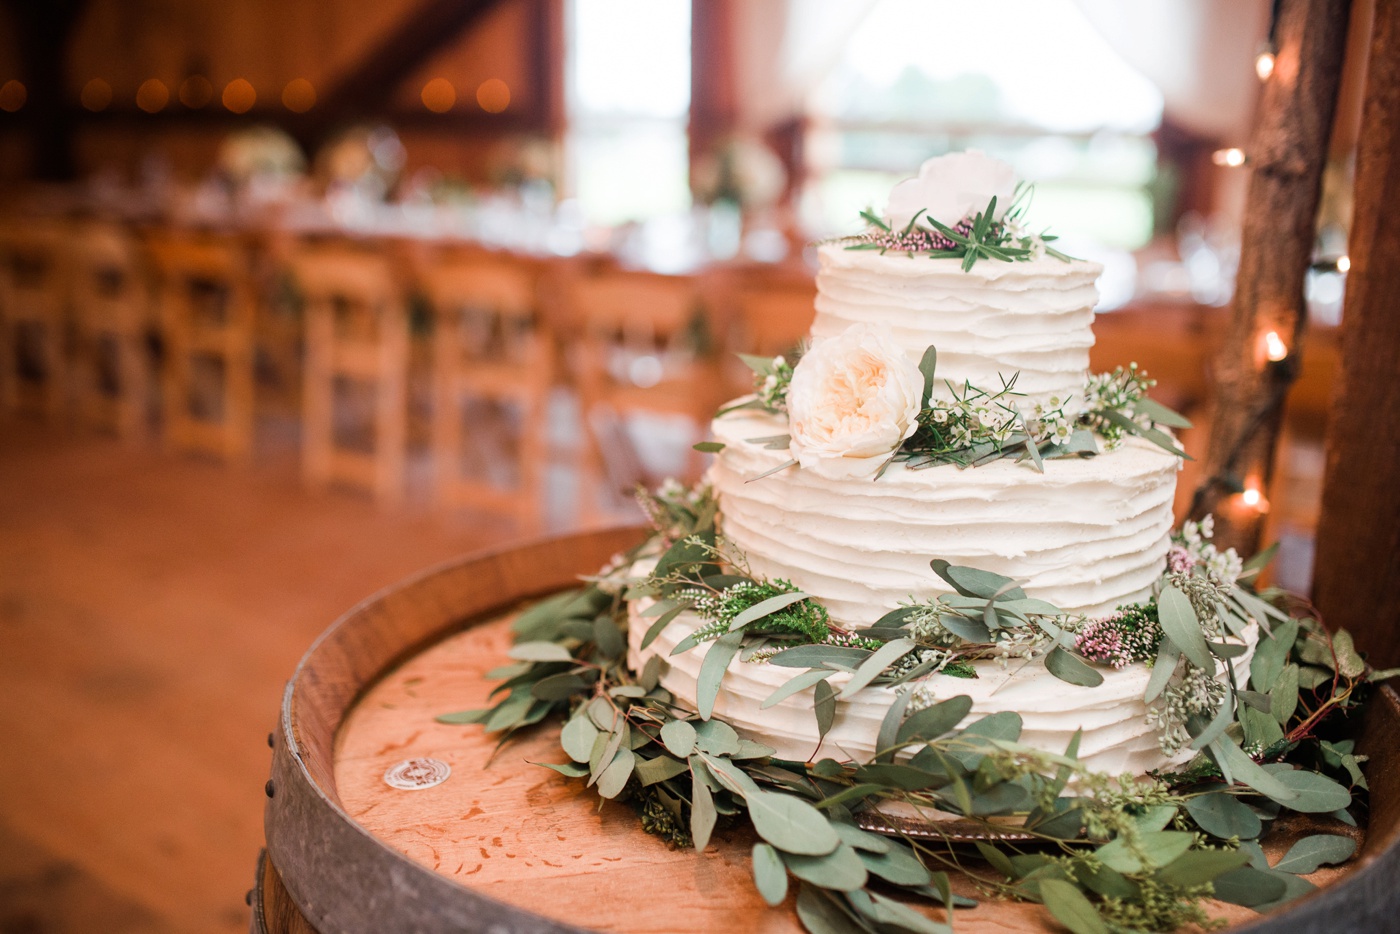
[885,150,1018,230]
[787,324,924,480]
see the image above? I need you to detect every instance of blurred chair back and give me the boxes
[0,219,70,416]
[68,221,153,437]
[729,279,815,394]
[292,243,408,503]
[567,268,722,508]
[147,232,257,460]
[419,252,552,527]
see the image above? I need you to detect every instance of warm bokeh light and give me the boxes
[476,78,510,113]
[179,75,214,108]
[1237,483,1269,514]
[1264,330,1288,362]
[1255,51,1276,81]
[282,78,316,113]
[1212,147,1247,168]
[136,78,170,113]
[81,78,113,112]
[1337,255,1351,273]
[421,77,456,113]
[222,78,256,114]
[0,80,26,113]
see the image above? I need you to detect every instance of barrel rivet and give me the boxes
[265,779,275,798]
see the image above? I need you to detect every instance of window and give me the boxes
[566,0,692,226]
[803,0,1164,251]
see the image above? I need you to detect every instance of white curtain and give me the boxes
[730,0,1269,142]
[730,0,879,132]
[1073,0,1271,140]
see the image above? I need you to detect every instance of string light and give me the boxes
[222,78,256,113]
[81,78,113,112]
[1336,255,1351,273]
[421,78,456,113]
[0,80,25,113]
[179,75,214,108]
[282,78,316,113]
[1255,50,1276,81]
[136,78,169,114]
[1212,148,1248,168]
[476,78,511,114]
[1263,330,1288,362]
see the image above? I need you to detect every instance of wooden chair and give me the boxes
[0,220,70,417]
[67,221,153,438]
[419,251,552,528]
[568,268,723,505]
[292,244,409,503]
[147,233,258,461]
[727,278,816,395]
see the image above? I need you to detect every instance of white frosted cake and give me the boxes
[625,152,1256,777]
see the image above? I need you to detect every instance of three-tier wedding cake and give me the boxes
[625,151,1255,777]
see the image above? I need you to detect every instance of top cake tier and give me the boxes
[812,243,1104,412]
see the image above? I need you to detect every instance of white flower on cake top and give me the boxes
[885,149,1018,230]
[788,324,923,480]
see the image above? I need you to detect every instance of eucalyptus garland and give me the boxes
[441,488,1398,934]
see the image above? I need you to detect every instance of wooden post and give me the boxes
[1189,0,1352,554]
[1312,1,1400,670]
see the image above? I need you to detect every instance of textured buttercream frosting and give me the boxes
[813,244,1103,411]
[709,409,1182,625]
[627,589,1255,774]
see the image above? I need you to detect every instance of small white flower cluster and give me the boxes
[1024,395,1075,445]
[1173,516,1244,587]
[756,355,794,412]
[990,626,1054,667]
[1080,364,1155,448]
[905,602,960,647]
[1147,663,1228,755]
[926,396,1022,448]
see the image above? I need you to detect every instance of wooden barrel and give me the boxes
[255,526,1400,934]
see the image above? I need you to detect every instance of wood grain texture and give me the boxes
[264,528,1400,933]
[1311,0,1400,671]
[1192,0,1352,553]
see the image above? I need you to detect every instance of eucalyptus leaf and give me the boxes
[1144,640,1180,703]
[896,695,974,746]
[641,601,691,650]
[768,644,874,669]
[839,638,916,698]
[596,748,635,799]
[634,754,689,786]
[530,673,589,701]
[696,632,743,720]
[918,345,938,408]
[729,592,814,631]
[694,719,741,756]
[832,821,890,854]
[1212,867,1288,907]
[1272,834,1356,874]
[1270,664,1300,725]
[1209,739,1298,803]
[795,885,867,934]
[699,753,763,799]
[860,891,951,934]
[1267,768,1350,813]
[876,689,915,763]
[690,761,717,852]
[814,679,837,741]
[1045,646,1104,687]
[763,669,834,708]
[1095,831,1195,874]
[533,761,590,778]
[435,708,490,725]
[1188,694,1235,751]
[1250,618,1299,693]
[507,641,575,663]
[660,719,697,757]
[929,559,1026,600]
[1158,584,1213,670]
[1332,630,1367,679]
[693,440,726,453]
[974,842,1017,880]
[752,842,789,907]
[782,843,870,892]
[1184,791,1262,840]
[1039,879,1109,934]
[1252,870,1319,913]
[938,613,992,643]
[560,714,600,763]
[1155,848,1249,887]
[747,790,841,856]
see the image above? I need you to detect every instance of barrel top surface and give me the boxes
[265,528,1400,934]
[329,612,1358,934]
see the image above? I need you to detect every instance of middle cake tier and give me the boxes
[710,409,1182,624]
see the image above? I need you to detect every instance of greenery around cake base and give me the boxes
[440,485,1398,934]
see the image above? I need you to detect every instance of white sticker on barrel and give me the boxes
[383,757,451,790]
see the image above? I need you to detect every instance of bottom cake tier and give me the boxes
[627,589,1257,777]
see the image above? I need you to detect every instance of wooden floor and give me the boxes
[0,417,539,934]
